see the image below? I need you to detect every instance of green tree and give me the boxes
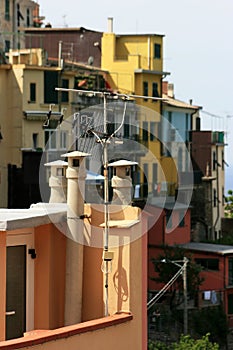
[191,306,229,347]
[148,334,219,349]
[225,189,233,218]
[172,334,219,349]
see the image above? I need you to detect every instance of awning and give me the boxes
[86,171,104,184]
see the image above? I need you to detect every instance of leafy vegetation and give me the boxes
[191,306,229,347]
[148,334,219,349]
[224,190,233,218]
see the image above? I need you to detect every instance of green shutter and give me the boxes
[44,71,58,104]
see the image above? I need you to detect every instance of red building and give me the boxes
[147,198,233,327]
[147,201,191,292]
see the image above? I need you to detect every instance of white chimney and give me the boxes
[108,17,113,33]
[61,150,90,326]
[109,160,138,205]
[168,83,174,98]
[44,160,68,203]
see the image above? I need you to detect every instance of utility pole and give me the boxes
[183,256,188,335]
[156,257,189,335]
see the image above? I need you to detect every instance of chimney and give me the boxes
[162,81,168,95]
[61,150,90,325]
[167,83,174,98]
[44,160,68,203]
[109,160,138,205]
[108,17,113,33]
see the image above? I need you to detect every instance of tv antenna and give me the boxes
[55,87,167,317]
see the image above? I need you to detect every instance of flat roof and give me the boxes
[0,203,67,231]
[135,69,170,76]
[180,242,233,255]
[162,94,202,110]
[21,27,102,33]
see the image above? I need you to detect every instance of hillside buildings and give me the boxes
[0,3,230,347]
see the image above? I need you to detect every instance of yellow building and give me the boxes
[0,48,110,207]
[101,18,170,195]
[0,0,41,57]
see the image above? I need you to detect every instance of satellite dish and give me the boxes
[88,56,94,66]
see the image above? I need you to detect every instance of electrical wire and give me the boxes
[147,265,184,311]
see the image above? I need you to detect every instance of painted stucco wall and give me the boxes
[0,232,6,341]
[0,314,136,350]
[34,224,66,330]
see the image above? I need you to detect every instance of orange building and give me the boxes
[0,153,148,349]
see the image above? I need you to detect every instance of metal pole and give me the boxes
[183,257,188,335]
[103,94,109,317]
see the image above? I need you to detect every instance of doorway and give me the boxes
[6,245,26,340]
[6,231,35,340]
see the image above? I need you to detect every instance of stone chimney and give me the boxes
[109,160,138,205]
[61,150,90,325]
[108,17,113,33]
[162,81,174,98]
[168,83,174,98]
[162,81,168,95]
[44,160,68,203]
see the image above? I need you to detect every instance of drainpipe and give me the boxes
[213,145,220,237]
[61,150,90,325]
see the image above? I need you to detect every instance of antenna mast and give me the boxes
[55,87,167,316]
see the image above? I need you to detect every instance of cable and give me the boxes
[147,265,184,311]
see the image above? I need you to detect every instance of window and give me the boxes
[60,130,67,149]
[143,163,148,182]
[5,40,10,53]
[178,148,183,171]
[45,129,67,150]
[17,4,24,26]
[5,0,10,20]
[152,82,159,100]
[154,43,161,59]
[45,130,57,150]
[185,113,190,142]
[179,210,185,227]
[168,111,172,124]
[142,121,148,141]
[142,163,148,197]
[143,81,148,101]
[150,121,157,141]
[26,8,30,27]
[213,188,217,207]
[124,115,130,138]
[30,83,36,102]
[32,133,38,149]
[213,150,216,171]
[61,79,69,102]
[166,210,172,229]
[153,163,158,195]
[222,150,225,170]
[195,258,219,271]
[229,258,233,285]
[228,294,233,314]
[44,71,58,104]
[106,111,115,136]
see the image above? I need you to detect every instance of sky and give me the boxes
[37,0,233,191]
